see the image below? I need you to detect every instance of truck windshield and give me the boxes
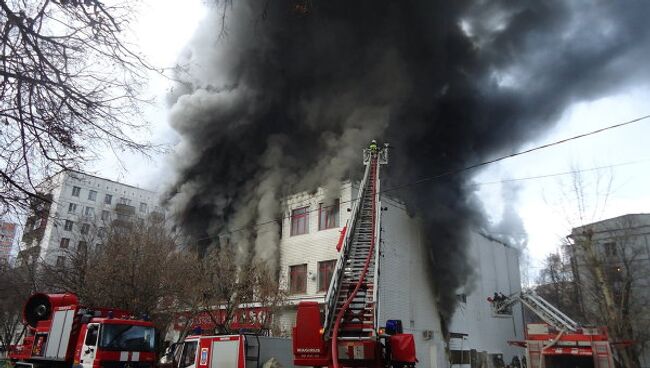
[99,324,155,352]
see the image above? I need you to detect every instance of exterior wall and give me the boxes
[19,171,161,266]
[377,197,446,368]
[569,214,650,368]
[447,232,525,366]
[279,182,354,302]
[0,220,17,264]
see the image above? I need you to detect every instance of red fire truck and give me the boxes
[9,292,157,368]
[163,333,295,368]
[491,290,616,368]
[292,144,418,367]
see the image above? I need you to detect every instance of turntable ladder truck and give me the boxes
[492,290,615,368]
[292,143,417,368]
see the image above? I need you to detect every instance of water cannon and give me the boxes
[23,293,79,328]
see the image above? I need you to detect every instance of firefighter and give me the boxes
[369,139,378,152]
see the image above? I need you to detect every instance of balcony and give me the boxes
[115,203,136,216]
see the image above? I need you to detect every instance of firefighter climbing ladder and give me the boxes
[323,144,388,364]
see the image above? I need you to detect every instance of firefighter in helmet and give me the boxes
[369,139,378,152]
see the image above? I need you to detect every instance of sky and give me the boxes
[92,1,650,283]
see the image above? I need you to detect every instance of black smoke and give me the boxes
[164,0,650,319]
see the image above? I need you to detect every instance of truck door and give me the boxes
[80,323,100,368]
[178,340,199,368]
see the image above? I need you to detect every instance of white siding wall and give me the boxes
[378,197,446,368]
[448,232,525,365]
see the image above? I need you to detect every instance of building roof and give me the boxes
[49,169,157,194]
[569,213,650,238]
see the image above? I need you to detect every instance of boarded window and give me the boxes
[290,207,309,236]
[290,264,307,294]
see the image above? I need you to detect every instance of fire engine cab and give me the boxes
[9,293,156,368]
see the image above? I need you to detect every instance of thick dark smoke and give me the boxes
[165,0,650,319]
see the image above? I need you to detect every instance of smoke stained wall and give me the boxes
[164,0,650,320]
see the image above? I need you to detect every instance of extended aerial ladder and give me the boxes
[492,290,579,333]
[293,143,417,368]
[492,290,615,368]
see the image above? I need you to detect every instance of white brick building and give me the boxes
[276,181,523,368]
[19,170,161,267]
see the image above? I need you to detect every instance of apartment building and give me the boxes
[568,214,650,367]
[19,170,162,267]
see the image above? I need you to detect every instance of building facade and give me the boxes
[568,214,650,368]
[447,232,525,367]
[276,182,523,368]
[19,170,161,267]
[0,220,17,264]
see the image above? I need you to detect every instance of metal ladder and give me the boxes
[494,290,579,332]
[323,145,388,345]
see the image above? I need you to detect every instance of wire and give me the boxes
[381,113,650,195]
[190,113,650,242]
[472,158,650,187]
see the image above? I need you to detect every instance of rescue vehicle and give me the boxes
[165,333,295,368]
[491,290,617,368]
[9,292,156,368]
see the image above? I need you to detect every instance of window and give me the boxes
[289,264,307,294]
[101,210,110,221]
[290,207,309,236]
[98,227,106,238]
[139,202,147,213]
[64,220,73,231]
[68,203,77,214]
[119,197,131,205]
[78,241,88,254]
[84,206,94,217]
[604,242,617,257]
[179,341,198,368]
[72,186,81,197]
[85,324,99,346]
[88,190,97,201]
[318,260,337,292]
[60,238,70,249]
[56,256,66,268]
[104,194,112,205]
[456,294,467,303]
[319,199,340,230]
[81,223,90,235]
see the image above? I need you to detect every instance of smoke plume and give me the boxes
[165,0,650,319]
